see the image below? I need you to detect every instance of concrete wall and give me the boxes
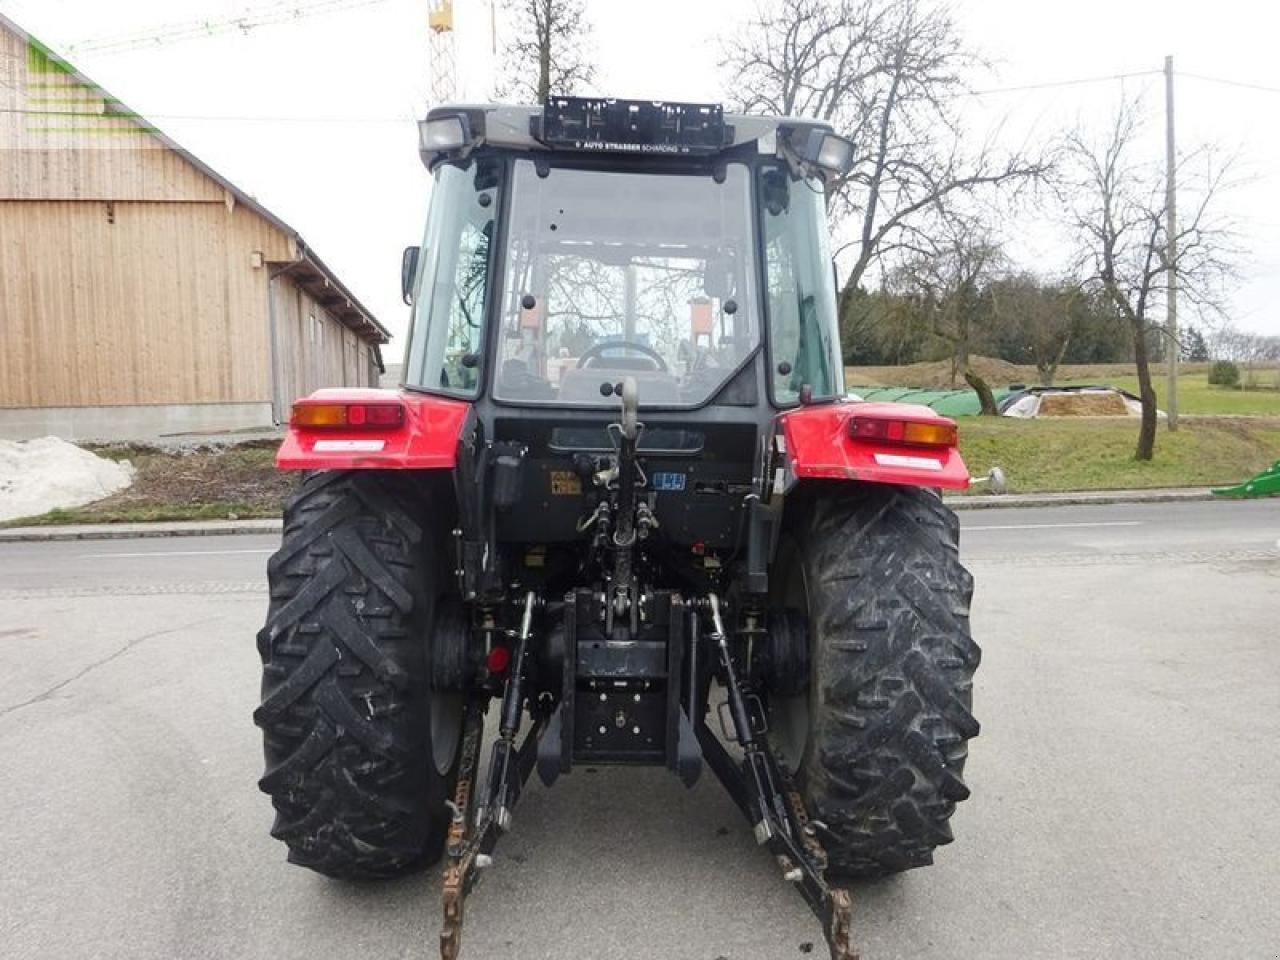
[0,402,274,442]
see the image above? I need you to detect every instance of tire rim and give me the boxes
[771,691,810,773]
[430,692,464,775]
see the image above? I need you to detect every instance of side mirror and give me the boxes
[401,246,420,306]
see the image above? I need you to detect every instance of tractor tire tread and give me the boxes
[255,471,449,880]
[799,484,979,880]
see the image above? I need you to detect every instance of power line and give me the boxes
[5,65,1277,127]
[971,69,1161,97]
[1180,71,1280,96]
[64,0,393,55]
[0,105,416,124]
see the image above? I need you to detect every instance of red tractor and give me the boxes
[255,98,979,960]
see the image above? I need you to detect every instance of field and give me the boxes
[1055,372,1280,416]
[848,359,1280,416]
[957,416,1280,493]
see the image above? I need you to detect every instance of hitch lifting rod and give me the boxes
[705,593,859,960]
[501,592,536,737]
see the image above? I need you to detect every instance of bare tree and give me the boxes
[1211,323,1280,364]
[498,0,596,103]
[891,215,1006,413]
[989,273,1081,385]
[1065,98,1235,460]
[723,0,1047,315]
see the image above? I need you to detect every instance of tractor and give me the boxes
[255,98,980,960]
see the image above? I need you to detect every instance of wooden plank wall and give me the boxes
[270,279,380,410]
[0,21,382,412]
[0,200,290,407]
[0,27,224,202]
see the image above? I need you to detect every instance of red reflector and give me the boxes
[487,645,511,675]
[363,404,405,426]
[848,416,956,447]
[291,402,405,429]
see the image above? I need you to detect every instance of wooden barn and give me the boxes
[0,13,388,440]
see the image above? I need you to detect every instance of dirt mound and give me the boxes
[1038,391,1130,417]
[848,355,1026,389]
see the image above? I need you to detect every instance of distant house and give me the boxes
[0,14,388,440]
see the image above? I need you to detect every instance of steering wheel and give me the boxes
[576,340,668,372]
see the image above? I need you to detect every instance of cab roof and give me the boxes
[420,99,839,171]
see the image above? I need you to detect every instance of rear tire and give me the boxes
[768,484,980,880]
[254,471,461,879]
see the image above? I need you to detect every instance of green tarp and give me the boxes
[849,387,1014,417]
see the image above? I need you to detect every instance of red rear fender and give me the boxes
[276,389,470,471]
[779,401,970,491]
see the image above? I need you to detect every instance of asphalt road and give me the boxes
[2,500,1278,960]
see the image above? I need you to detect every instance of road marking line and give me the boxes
[78,548,275,559]
[965,521,1143,532]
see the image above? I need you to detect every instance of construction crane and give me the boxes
[428,0,495,106]
[428,0,458,105]
[65,0,395,56]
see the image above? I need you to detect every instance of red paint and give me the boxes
[780,401,970,491]
[486,645,511,675]
[277,388,470,471]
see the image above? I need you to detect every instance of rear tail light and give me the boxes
[291,402,406,429]
[849,416,957,448]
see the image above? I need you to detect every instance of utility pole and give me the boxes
[1164,54,1179,431]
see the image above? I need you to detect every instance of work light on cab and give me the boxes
[793,128,856,179]
[418,113,471,154]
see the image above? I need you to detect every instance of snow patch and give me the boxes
[0,437,135,523]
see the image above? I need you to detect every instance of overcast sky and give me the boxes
[4,0,1279,353]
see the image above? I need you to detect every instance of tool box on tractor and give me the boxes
[254,97,980,960]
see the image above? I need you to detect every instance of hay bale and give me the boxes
[1037,391,1130,417]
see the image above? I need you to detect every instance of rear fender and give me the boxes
[778,400,970,491]
[276,388,471,471]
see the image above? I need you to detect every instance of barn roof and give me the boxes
[0,12,389,347]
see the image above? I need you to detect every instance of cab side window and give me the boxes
[405,161,500,396]
[759,166,842,404]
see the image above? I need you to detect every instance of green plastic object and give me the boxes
[1212,460,1280,498]
[848,386,1013,417]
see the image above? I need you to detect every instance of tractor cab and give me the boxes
[401,98,850,414]
[391,98,872,575]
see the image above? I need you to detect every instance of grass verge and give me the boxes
[4,418,1277,526]
[958,416,1280,494]
[1,442,294,527]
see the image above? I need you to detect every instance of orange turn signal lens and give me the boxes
[291,403,405,429]
[901,421,957,446]
[849,417,957,447]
